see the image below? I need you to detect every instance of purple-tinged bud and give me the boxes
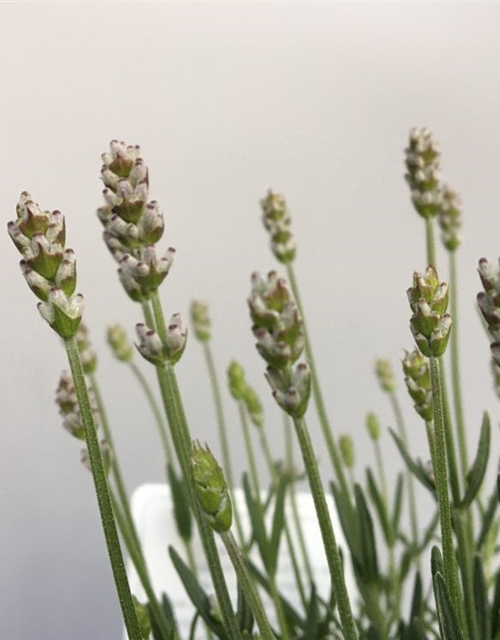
[56,370,99,439]
[38,289,84,339]
[405,128,443,219]
[165,314,187,364]
[137,201,164,244]
[135,323,165,365]
[438,186,462,252]
[260,190,296,264]
[20,260,51,301]
[120,245,175,293]
[265,362,311,418]
[402,349,433,421]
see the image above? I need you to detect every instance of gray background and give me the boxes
[2,2,500,638]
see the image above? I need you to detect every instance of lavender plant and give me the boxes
[8,132,500,640]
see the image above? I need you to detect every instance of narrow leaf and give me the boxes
[167,462,192,542]
[242,473,270,572]
[354,484,379,583]
[474,554,490,640]
[459,412,490,508]
[389,429,435,495]
[268,474,287,575]
[366,467,393,546]
[433,572,464,640]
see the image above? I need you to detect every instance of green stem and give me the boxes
[221,531,277,640]
[203,342,245,545]
[260,426,308,610]
[286,264,351,500]
[284,418,314,583]
[293,416,358,640]
[425,217,436,267]
[129,361,174,464]
[449,251,469,479]
[239,402,291,640]
[141,299,156,331]
[110,488,173,640]
[429,357,461,619]
[64,336,141,640]
[89,372,145,567]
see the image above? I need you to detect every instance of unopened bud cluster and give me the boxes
[8,192,83,338]
[191,300,211,342]
[98,141,175,301]
[55,371,100,440]
[402,349,433,421]
[135,315,187,366]
[374,359,396,394]
[248,271,311,418]
[260,190,296,264]
[438,186,462,252]
[405,128,442,220]
[76,323,98,374]
[107,324,134,362]
[191,442,232,533]
[339,434,355,469]
[408,266,451,357]
[227,361,264,428]
[365,413,380,441]
[477,258,500,367]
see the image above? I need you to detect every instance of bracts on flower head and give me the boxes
[266,362,311,419]
[477,257,500,367]
[135,314,187,366]
[402,349,433,421]
[260,190,296,264]
[408,266,452,357]
[8,193,84,338]
[404,128,443,220]
[191,441,232,533]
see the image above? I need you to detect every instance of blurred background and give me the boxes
[2,2,500,638]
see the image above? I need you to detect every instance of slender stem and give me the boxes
[110,488,173,640]
[64,336,141,640]
[293,416,358,640]
[439,365,461,505]
[141,299,156,331]
[221,531,277,640]
[89,372,145,567]
[429,356,461,617]
[202,342,245,545]
[239,402,291,640]
[156,362,241,640]
[259,426,308,610]
[129,361,174,464]
[286,264,351,500]
[284,417,314,583]
[148,292,240,640]
[425,217,436,267]
[449,251,469,479]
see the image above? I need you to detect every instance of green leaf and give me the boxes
[167,462,192,542]
[473,554,490,640]
[459,412,490,508]
[354,484,379,583]
[431,545,444,577]
[389,429,435,495]
[410,571,423,622]
[366,467,393,546]
[477,474,499,548]
[491,569,500,639]
[237,582,254,634]
[268,474,287,575]
[392,472,404,535]
[168,546,228,639]
[433,572,464,640]
[304,584,319,640]
[330,481,361,565]
[242,473,270,572]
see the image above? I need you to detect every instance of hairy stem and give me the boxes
[65,336,141,640]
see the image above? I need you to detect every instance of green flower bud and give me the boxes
[227,361,247,400]
[266,362,311,418]
[408,267,451,357]
[339,434,355,469]
[405,128,443,220]
[438,185,462,252]
[402,349,433,421]
[132,597,152,640]
[191,442,232,533]
[8,193,84,339]
[260,190,296,264]
[76,323,98,374]
[249,271,304,369]
[374,359,396,394]
[107,324,134,362]
[191,300,211,342]
[244,385,264,428]
[365,412,380,440]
